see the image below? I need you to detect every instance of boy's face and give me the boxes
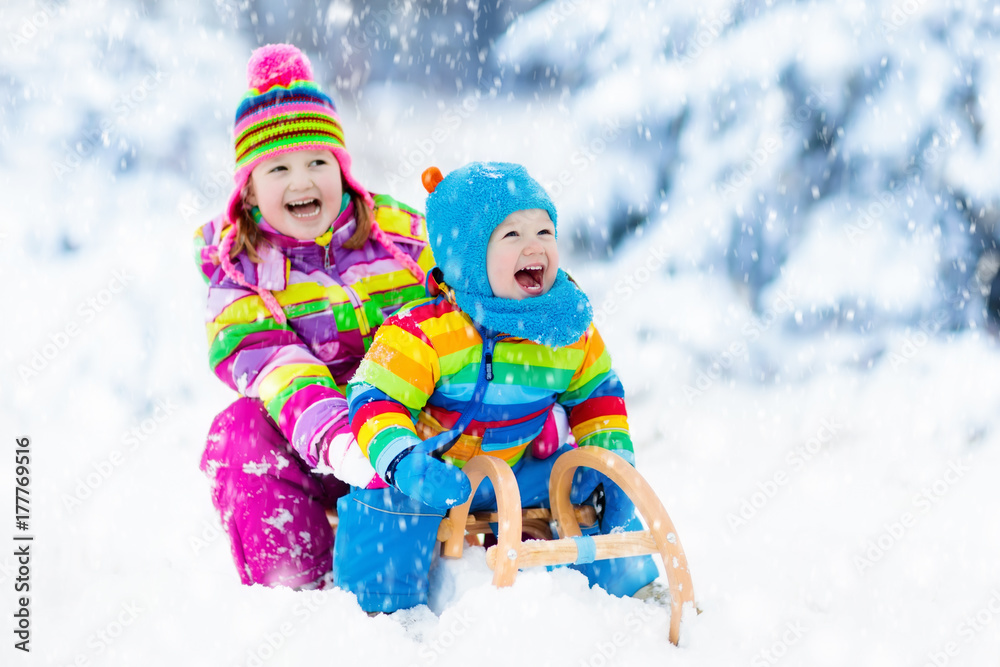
[486,208,559,300]
[247,149,344,240]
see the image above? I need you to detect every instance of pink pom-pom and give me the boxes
[247,43,314,92]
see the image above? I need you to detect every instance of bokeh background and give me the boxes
[3,1,1000,665]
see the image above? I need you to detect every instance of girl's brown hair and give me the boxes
[227,180,373,262]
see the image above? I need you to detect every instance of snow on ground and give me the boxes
[1,1,999,666]
[8,326,1000,667]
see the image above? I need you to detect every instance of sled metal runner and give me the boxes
[437,446,696,646]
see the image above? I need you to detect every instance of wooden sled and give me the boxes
[324,447,696,644]
[436,446,696,646]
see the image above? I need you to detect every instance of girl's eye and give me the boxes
[269,165,287,173]
[310,159,327,167]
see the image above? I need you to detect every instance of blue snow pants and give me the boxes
[332,445,658,612]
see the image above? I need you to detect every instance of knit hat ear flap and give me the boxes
[216,224,288,324]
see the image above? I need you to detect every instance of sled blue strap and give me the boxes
[571,535,597,565]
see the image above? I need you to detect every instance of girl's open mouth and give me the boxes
[286,198,321,218]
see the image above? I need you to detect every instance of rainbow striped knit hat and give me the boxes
[225,43,372,225]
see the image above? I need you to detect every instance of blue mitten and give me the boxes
[570,465,603,504]
[569,448,635,504]
[389,450,472,511]
[600,480,642,533]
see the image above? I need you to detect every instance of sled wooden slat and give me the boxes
[485,530,659,570]
[435,506,598,543]
[330,505,595,542]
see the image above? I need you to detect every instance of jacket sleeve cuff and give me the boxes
[291,396,349,467]
[608,448,635,466]
[316,426,382,489]
[373,433,422,481]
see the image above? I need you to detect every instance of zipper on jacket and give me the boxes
[341,283,371,337]
[357,305,372,337]
[483,333,510,382]
[421,330,507,461]
[322,244,369,336]
[484,336,495,381]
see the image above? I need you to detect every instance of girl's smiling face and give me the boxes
[246,149,344,239]
[485,208,559,300]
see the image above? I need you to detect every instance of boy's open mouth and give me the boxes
[515,265,545,293]
[286,198,321,218]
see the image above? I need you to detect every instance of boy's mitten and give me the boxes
[388,449,472,511]
[570,449,635,504]
[599,479,643,533]
[569,449,643,531]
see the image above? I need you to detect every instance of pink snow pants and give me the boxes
[200,398,349,588]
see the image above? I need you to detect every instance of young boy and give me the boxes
[333,162,659,612]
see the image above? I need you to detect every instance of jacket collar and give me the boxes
[250,201,357,291]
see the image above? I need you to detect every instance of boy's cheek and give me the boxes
[547,265,559,289]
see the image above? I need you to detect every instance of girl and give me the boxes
[193,43,433,589]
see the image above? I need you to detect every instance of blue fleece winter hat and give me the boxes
[425,161,558,295]
[423,162,592,347]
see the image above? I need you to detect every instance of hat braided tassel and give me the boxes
[217,225,288,325]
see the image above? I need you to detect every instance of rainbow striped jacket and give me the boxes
[194,195,434,469]
[347,280,632,479]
